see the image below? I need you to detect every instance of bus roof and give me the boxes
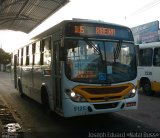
[139,42,160,49]
[31,19,132,41]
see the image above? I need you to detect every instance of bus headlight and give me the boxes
[65,89,87,102]
[125,88,136,99]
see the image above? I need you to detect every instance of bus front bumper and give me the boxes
[62,95,138,117]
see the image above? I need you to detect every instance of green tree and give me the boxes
[0,48,11,64]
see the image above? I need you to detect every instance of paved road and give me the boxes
[0,72,159,138]
[118,90,160,131]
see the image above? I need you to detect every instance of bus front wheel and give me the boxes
[142,81,153,96]
[41,90,51,115]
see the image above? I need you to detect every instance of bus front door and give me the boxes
[14,55,18,88]
[53,41,62,113]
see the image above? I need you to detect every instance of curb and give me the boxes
[0,96,23,137]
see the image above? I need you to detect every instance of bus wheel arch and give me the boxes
[41,86,51,114]
[140,77,153,96]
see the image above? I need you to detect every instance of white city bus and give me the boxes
[11,19,138,117]
[138,42,160,96]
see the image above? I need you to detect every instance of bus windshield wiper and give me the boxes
[84,39,103,61]
[114,41,122,62]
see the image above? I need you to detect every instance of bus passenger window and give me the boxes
[42,37,51,65]
[34,41,41,65]
[153,48,160,66]
[26,46,29,65]
[18,49,21,66]
[23,47,26,66]
[21,48,23,66]
[139,49,153,66]
[29,44,33,65]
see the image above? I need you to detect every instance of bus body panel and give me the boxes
[138,42,160,93]
[21,66,31,97]
[11,19,138,117]
[32,65,42,102]
[152,66,160,91]
[62,73,138,117]
[62,88,138,117]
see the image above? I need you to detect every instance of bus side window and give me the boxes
[139,49,153,66]
[41,37,51,66]
[18,49,21,66]
[23,47,26,66]
[34,41,41,65]
[153,48,160,66]
[21,48,23,66]
[26,46,29,65]
[29,44,33,65]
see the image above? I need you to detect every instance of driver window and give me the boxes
[153,48,160,66]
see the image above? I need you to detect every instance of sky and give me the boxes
[0,0,160,52]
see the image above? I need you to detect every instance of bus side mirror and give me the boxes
[60,47,65,61]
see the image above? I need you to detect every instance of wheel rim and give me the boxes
[143,82,152,96]
[144,83,150,92]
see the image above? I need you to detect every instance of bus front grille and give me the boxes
[93,102,119,109]
[81,86,128,94]
[90,96,122,101]
[73,83,134,102]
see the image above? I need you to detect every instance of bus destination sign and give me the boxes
[65,22,133,41]
[74,25,116,37]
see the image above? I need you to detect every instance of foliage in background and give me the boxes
[0,48,11,64]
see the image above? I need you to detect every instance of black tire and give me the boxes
[18,81,24,98]
[142,81,153,96]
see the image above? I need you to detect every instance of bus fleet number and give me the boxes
[145,71,152,75]
[74,106,87,112]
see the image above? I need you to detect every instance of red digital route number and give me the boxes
[74,25,116,37]
[74,26,85,33]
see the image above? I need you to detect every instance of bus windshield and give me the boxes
[65,38,136,84]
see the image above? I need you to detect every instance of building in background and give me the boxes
[131,20,160,44]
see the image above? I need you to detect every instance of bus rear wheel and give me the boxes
[18,81,24,98]
[142,81,153,96]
